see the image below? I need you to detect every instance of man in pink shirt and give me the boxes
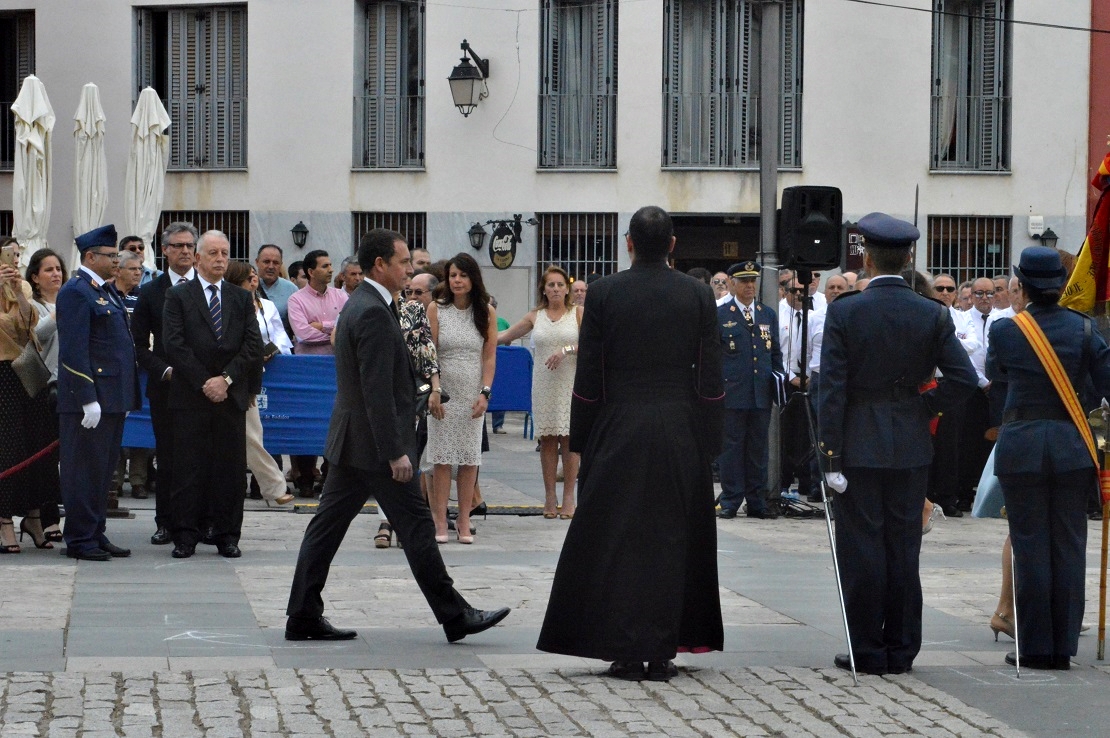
[286,249,348,495]
[287,250,347,356]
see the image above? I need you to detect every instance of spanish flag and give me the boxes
[1060,152,1110,312]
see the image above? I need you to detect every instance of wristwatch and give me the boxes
[221,372,233,386]
[479,386,492,399]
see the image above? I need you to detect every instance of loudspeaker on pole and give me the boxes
[778,186,844,270]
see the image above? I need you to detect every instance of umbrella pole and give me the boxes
[1099,498,1108,661]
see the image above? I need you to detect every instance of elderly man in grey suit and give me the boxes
[285,228,510,642]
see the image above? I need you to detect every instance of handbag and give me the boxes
[12,330,50,398]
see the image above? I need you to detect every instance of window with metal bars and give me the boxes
[155,210,250,270]
[927,215,1011,285]
[351,212,427,253]
[537,213,619,280]
[930,0,1011,171]
[662,0,802,169]
[136,6,247,169]
[0,210,13,237]
[0,11,34,171]
[355,0,424,169]
[538,0,618,169]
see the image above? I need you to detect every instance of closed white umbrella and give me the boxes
[71,82,108,268]
[10,74,54,269]
[124,87,171,271]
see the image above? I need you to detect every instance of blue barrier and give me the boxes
[123,354,337,455]
[123,348,536,452]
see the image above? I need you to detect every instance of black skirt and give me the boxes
[0,361,60,516]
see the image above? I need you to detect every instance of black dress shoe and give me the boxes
[443,606,511,643]
[1005,652,1057,669]
[834,653,888,675]
[956,499,973,512]
[171,543,195,559]
[747,507,779,520]
[131,484,149,500]
[646,660,679,681]
[100,542,131,557]
[717,508,738,519]
[285,615,357,641]
[605,661,646,681]
[942,505,963,518]
[150,527,172,545]
[66,547,112,561]
[217,543,242,558]
[200,527,218,546]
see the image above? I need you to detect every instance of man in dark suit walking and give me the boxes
[130,222,197,545]
[162,230,262,559]
[285,228,510,643]
[818,212,977,675]
[57,225,141,561]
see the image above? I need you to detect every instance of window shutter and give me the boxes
[166,9,196,167]
[539,0,559,167]
[136,8,154,95]
[594,0,616,167]
[208,7,246,168]
[662,0,681,165]
[779,0,802,167]
[737,1,754,165]
[977,0,1004,170]
[15,13,34,84]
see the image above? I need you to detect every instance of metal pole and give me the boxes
[759,0,783,501]
[1011,547,1021,678]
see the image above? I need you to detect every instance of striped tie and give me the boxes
[208,285,223,341]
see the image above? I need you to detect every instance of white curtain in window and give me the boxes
[933,0,961,161]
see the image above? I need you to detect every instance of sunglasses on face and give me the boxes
[711,279,728,286]
[779,281,790,288]
[972,291,992,298]
[403,288,428,297]
[934,285,956,292]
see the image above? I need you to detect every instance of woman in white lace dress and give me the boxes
[498,265,583,519]
[427,253,498,544]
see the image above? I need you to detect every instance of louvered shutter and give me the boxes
[779,0,800,167]
[208,7,246,168]
[737,1,754,165]
[663,0,681,165]
[539,0,560,167]
[15,13,34,84]
[977,0,1004,170]
[166,9,196,167]
[594,0,616,167]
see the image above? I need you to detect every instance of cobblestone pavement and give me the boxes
[1,416,1107,736]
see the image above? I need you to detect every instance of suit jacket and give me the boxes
[719,298,783,410]
[987,305,1110,475]
[162,278,262,411]
[324,281,418,470]
[817,277,976,470]
[56,271,141,414]
[131,271,177,400]
[569,261,724,459]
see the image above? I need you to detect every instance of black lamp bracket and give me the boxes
[460,40,490,78]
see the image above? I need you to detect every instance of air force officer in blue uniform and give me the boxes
[717,261,783,519]
[987,246,1110,670]
[818,213,976,674]
[57,225,141,561]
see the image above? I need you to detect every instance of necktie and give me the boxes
[177,277,187,286]
[208,284,223,341]
[981,313,989,339]
[743,306,753,327]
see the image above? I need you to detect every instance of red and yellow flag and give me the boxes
[1060,152,1110,312]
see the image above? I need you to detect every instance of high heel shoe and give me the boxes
[265,493,295,507]
[456,530,473,545]
[43,526,63,543]
[990,612,1015,641]
[471,501,488,519]
[0,519,21,554]
[18,516,52,549]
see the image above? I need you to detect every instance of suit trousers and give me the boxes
[170,402,247,547]
[717,408,771,514]
[245,403,288,502]
[835,465,928,672]
[59,412,125,554]
[927,393,964,511]
[287,462,469,624]
[957,388,992,506]
[999,468,1091,658]
[148,391,174,530]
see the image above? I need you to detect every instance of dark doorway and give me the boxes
[671,214,761,275]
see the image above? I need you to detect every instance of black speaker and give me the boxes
[778,186,843,270]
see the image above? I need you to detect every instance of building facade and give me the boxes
[0,0,1097,319]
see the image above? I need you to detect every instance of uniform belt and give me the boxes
[848,386,920,403]
[1002,406,1072,423]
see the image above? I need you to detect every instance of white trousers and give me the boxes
[246,403,287,502]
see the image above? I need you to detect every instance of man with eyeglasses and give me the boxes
[955,276,1002,512]
[132,221,198,545]
[992,276,1011,311]
[56,224,141,561]
[711,272,730,303]
[405,272,437,308]
[928,273,981,518]
[119,235,162,287]
[110,251,151,503]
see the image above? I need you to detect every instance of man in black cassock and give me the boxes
[536,206,725,682]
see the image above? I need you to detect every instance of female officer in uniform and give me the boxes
[987,246,1110,670]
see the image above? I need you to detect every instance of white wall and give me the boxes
[0,0,1093,321]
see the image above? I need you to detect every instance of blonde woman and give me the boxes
[498,265,583,519]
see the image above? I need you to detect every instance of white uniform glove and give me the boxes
[824,472,847,494]
[81,401,102,430]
